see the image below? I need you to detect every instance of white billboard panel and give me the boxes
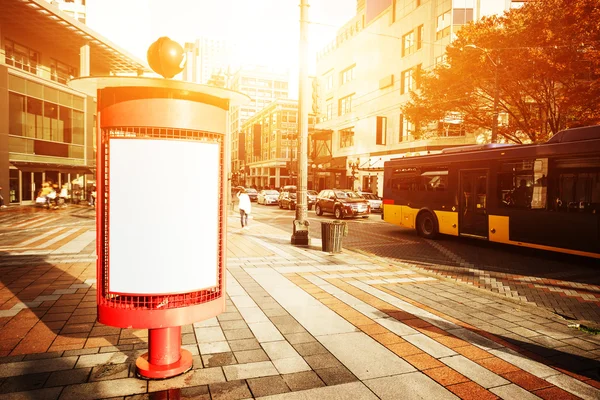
[108,138,219,294]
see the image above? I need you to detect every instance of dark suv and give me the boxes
[278,186,315,210]
[315,189,370,219]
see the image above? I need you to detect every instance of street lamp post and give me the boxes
[463,44,499,144]
[291,0,310,246]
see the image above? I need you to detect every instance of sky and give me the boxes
[87,0,357,74]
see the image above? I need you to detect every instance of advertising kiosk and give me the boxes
[69,74,248,379]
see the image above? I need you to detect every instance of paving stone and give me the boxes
[546,373,600,400]
[0,387,62,400]
[281,371,325,392]
[423,366,470,386]
[180,385,210,400]
[45,367,91,387]
[440,355,510,389]
[199,341,231,355]
[201,352,237,367]
[365,372,459,400]
[253,381,377,400]
[261,341,299,360]
[273,357,311,374]
[223,361,279,381]
[147,368,226,392]
[89,363,130,381]
[0,356,78,378]
[195,327,226,343]
[209,380,252,400]
[292,342,328,357]
[446,381,498,400]
[224,328,255,341]
[284,333,314,345]
[318,331,415,379]
[75,352,129,369]
[490,383,545,400]
[402,333,456,358]
[489,348,561,379]
[58,377,147,400]
[229,339,261,352]
[247,375,290,397]
[219,320,249,331]
[500,370,553,391]
[0,372,49,394]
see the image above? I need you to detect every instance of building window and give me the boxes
[324,72,334,91]
[340,127,354,148]
[435,54,448,66]
[324,99,333,121]
[4,38,39,75]
[401,69,414,94]
[341,65,355,85]
[402,31,415,57]
[399,114,413,142]
[453,8,474,25]
[339,94,354,116]
[417,25,424,50]
[436,10,451,40]
[376,116,387,145]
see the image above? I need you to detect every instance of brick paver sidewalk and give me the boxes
[0,207,598,399]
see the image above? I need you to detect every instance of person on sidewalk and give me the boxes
[0,185,6,208]
[236,188,252,229]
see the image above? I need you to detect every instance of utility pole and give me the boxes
[291,0,310,246]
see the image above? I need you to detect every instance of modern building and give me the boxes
[235,99,315,189]
[229,65,290,177]
[1,0,148,205]
[312,0,528,196]
[182,37,235,85]
[45,0,87,24]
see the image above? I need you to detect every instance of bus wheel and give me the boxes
[315,204,323,216]
[417,212,438,239]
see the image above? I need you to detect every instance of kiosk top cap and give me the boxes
[69,76,251,107]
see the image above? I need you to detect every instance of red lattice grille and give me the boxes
[98,127,224,310]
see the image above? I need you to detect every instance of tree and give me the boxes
[402,0,600,143]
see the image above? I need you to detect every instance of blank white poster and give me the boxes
[108,138,219,294]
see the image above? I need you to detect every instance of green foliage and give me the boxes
[402,0,600,143]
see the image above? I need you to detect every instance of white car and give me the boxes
[359,192,382,213]
[258,190,280,205]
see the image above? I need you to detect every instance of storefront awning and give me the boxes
[10,161,94,174]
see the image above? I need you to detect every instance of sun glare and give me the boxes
[87,0,355,71]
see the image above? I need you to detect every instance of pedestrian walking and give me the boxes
[0,185,7,208]
[236,188,251,229]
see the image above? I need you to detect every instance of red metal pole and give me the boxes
[148,327,182,365]
[136,326,192,379]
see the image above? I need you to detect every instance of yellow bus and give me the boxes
[382,125,600,258]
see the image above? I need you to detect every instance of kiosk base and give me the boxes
[136,327,193,380]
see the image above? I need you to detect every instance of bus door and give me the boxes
[459,170,488,238]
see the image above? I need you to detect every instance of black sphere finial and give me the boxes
[147,37,186,79]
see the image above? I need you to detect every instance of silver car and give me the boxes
[359,192,382,213]
[258,190,280,205]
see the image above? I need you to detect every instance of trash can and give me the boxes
[321,220,348,253]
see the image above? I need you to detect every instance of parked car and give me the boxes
[278,186,315,210]
[314,189,370,219]
[245,188,258,202]
[278,190,297,210]
[359,192,382,213]
[258,189,280,205]
[307,190,318,210]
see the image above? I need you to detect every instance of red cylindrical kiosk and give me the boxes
[70,76,248,379]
